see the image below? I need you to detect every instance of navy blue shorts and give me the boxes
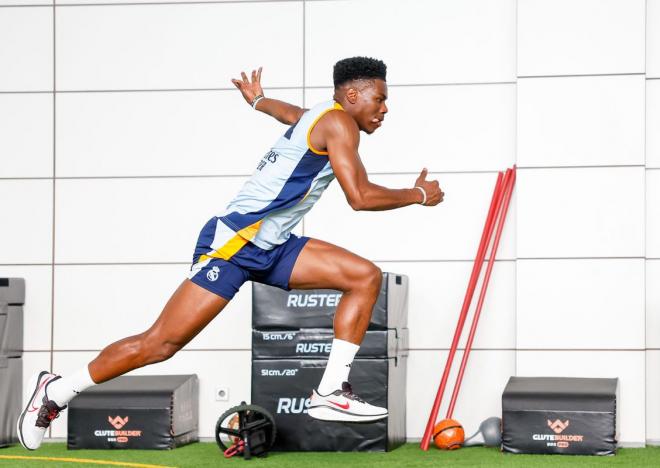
[188,217,310,301]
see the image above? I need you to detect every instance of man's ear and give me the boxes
[345,87,358,104]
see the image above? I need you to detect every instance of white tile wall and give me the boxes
[54,177,246,263]
[380,261,515,350]
[50,350,251,439]
[305,172,516,261]
[517,167,645,258]
[3,0,657,446]
[648,170,660,258]
[0,6,52,91]
[518,0,645,76]
[647,351,660,442]
[56,3,303,91]
[407,350,515,439]
[53,264,251,351]
[305,84,516,173]
[56,89,302,177]
[517,259,645,349]
[647,260,660,347]
[305,0,515,86]
[516,351,646,444]
[649,81,660,169]
[648,0,660,78]
[0,94,52,178]
[0,180,53,264]
[0,265,52,351]
[518,75,645,167]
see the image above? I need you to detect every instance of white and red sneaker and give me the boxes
[308,382,388,423]
[17,371,66,450]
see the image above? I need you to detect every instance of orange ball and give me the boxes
[433,418,465,450]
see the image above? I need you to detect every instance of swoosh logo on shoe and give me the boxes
[28,376,53,412]
[329,400,349,410]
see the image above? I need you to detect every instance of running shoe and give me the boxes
[17,371,66,450]
[308,381,388,422]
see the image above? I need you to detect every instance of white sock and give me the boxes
[317,339,360,395]
[47,365,97,407]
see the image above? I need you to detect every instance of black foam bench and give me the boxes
[68,375,198,450]
[502,376,618,455]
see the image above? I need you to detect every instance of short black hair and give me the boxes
[333,56,387,88]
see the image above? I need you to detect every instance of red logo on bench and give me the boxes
[108,416,129,430]
[547,419,569,434]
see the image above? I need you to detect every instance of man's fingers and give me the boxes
[251,69,257,82]
[257,66,263,82]
[231,79,242,89]
[241,71,249,83]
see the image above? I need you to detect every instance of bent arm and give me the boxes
[254,98,306,126]
[325,113,423,211]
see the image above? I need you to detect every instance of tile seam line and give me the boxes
[414,348,649,352]
[3,258,653,266]
[1,168,649,179]
[37,348,652,352]
[46,348,252,352]
[0,0,319,7]
[0,83,515,94]
[7,166,653,179]
[518,72,645,79]
[514,0,518,379]
[518,256,645,260]
[0,259,520,266]
[518,165,645,170]
[49,0,56,433]
[0,170,503,180]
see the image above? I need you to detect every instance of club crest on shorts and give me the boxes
[207,266,220,282]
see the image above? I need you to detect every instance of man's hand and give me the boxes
[231,67,264,106]
[414,168,444,206]
[231,67,305,125]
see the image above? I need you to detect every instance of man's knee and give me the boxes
[353,262,382,295]
[366,264,382,291]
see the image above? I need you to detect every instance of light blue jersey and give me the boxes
[202,100,343,261]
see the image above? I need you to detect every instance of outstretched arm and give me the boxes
[322,112,444,211]
[231,67,305,125]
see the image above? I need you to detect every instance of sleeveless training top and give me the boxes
[219,100,343,250]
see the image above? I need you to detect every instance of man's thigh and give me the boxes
[288,238,380,291]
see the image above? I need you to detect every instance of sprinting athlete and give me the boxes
[18,57,443,450]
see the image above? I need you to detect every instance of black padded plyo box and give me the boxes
[0,278,24,447]
[68,375,198,450]
[0,305,23,358]
[0,278,25,306]
[0,278,24,358]
[251,357,406,452]
[0,356,22,447]
[252,328,408,360]
[252,272,408,330]
[502,377,618,455]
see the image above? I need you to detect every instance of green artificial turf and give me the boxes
[1,443,660,468]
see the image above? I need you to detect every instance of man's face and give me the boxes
[348,79,388,134]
